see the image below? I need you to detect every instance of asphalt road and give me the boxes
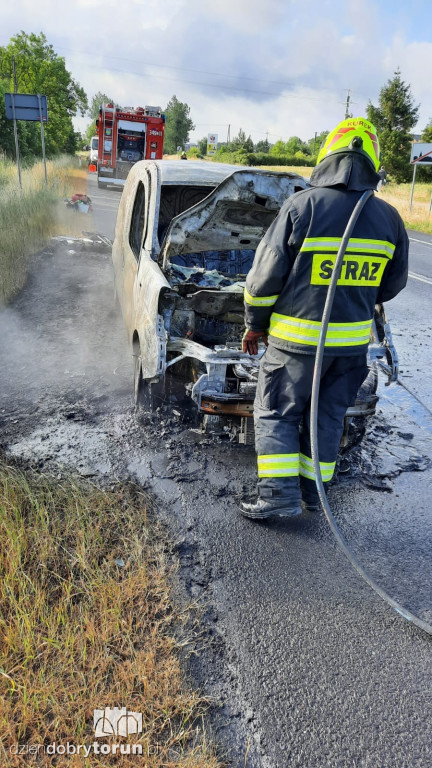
[87,172,123,240]
[1,173,431,768]
[389,229,432,409]
[89,180,432,767]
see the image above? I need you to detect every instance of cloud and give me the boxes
[1,0,431,141]
[383,37,432,129]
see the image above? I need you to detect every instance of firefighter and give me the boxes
[240,117,409,520]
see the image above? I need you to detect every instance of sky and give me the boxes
[1,0,432,146]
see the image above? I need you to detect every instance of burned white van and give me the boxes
[112,160,309,439]
[112,160,385,442]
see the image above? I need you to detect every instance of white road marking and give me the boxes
[409,237,432,247]
[408,271,432,285]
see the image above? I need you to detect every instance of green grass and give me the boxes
[0,459,222,768]
[0,157,88,305]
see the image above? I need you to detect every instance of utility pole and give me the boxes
[227,124,230,145]
[344,89,352,120]
[313,131,317,154]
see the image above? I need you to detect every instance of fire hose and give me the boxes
[310,189,432,636]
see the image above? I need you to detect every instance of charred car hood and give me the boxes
[160,169,307,266]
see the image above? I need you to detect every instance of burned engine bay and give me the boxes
[157,248,258,441]
[168,249,252,342]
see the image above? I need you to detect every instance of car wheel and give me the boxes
[134,355,166,412]
[134,354,147,408]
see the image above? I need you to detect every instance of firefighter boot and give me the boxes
[300,478,322,513]
[301,496,322,514]
[239,496,302,521]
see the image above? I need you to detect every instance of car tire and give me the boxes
[134,355,147,408]
[134,355,166,411]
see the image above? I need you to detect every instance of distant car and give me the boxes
[112,159,386,443]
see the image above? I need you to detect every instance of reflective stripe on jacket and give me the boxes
[244,184,409,355]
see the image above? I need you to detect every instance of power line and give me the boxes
[54,45,299,90]
[44,44,339,105]
[84,60,336,103]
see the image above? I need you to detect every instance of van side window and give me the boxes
[129,181,146,261]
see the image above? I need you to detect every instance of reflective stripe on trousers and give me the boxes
[299,453,336,482]
[257,452,336,482]
[254,345,368,502]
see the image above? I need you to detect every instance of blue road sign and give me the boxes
[5,93,48,122]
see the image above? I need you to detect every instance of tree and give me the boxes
[0,76,47,159]
[164,95,195,154]
[269,140,286,157]
[284,136,311,156]
[0,78,17,157]
[83,92,118,148]
[230,128,254,153]
[0,31,88,157]
[254,138,270,153]
[255,139,269,153]
[307,130,329,157]
[367,69,419,182]
[198,136,208,155]
[421,119,432,143]
[88,92,117,120]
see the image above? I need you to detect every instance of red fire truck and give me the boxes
[96,104,165,188]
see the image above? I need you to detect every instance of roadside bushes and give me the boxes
[211,148,316,167]
[186,146,203,159]
[0,186,58,301]
[252,153,316,167]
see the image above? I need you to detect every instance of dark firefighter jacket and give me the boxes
[244,152,409,355]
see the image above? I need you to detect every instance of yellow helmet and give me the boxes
[317,117,380,172]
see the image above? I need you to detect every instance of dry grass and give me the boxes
[0,460,222,768]
[379,182,432,233]
[178,155,432,233]
[0,157,88,305]
[255,164,312,178]
[263,167,432,233]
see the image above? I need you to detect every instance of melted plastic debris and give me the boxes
[8,417,112,477]
[48,233,112,251]
[170,264,245,292]
[342,380,432,489]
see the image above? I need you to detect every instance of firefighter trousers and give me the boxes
[254,344,368,502]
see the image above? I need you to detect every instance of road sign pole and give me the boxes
[409,162,417,211]
[10,93,22,190]
[11,58,22,190]
[37,94,48,186]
